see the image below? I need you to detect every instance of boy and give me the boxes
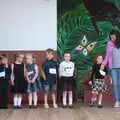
[41,49,58,108]
[59,52,75,108]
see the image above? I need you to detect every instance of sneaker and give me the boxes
[97,104,103,108]
[53,104,58,108]
[113,102,120,108]
[62,105,67,108]
[44,104,49,109]
[14,106,18,109]
[69,105,73,108]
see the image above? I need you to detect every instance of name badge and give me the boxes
[0,71,5,77]
[49,68,56,74]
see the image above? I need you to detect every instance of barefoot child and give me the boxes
[89,55,108,108]
[59,52,75,108]
[41,49,58,108]
[26,53,39,108]
[11,54,26,109]
[0,55,11,109]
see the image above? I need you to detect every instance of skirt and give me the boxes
[92,79,107,93]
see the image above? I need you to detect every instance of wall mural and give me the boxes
[57,0,120,97]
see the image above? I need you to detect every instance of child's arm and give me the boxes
[31,64,39,83]
[59,63,63,78]
[89,65,95,84]
[24,65,30,83]
[41,62,47,80]
[11,64,15,86]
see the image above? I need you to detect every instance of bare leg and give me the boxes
[33,92,38,107]
[90,92,98,106]
[28,93,32,107]
[52,93,58,108]
[44,93,49,108]
[98,92,103,107]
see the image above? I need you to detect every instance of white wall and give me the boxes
[0,0,57,50]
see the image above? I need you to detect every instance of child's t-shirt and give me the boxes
[42,59,58,85]
[59,61,75,77]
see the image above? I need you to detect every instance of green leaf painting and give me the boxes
[57,0,120,97]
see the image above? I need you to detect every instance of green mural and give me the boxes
[57,0,120,97]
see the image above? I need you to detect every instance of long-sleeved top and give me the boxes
[103,40,115,70]
[59,61,75,77]
[0,64,11,81]
[41,59,58,85]
[91,64,107,81]
[112,48,120,68]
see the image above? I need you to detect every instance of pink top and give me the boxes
[103,40,115,70]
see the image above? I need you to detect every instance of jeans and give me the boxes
[111,68,120,103]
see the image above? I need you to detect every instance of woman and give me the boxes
[101,30,120,107]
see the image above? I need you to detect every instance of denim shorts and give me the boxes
[27,83,38,93]
[42,84,56,94]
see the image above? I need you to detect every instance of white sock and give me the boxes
[14,96,18,106]
[63,93,67,106]
[18,97,22,107]
[69,92,73,106]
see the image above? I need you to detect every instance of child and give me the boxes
[26,53,39,108]
[0,55,11,109]
[11,54,26,109]
[41,49,58,108]
[89,55,107,108]
[59,52,75,108]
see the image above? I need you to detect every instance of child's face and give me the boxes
[2,58,8,65]
[17,55,24,63]
[110,34,116,42]
[97,56,103,64]
[26,55,33,64]
[64,53,71,62]
[46,52,54,60]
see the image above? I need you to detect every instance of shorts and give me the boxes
[43,84,56,94]
[27,83,38,93]
[60,77,73,91]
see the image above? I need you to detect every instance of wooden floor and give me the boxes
[0,104,120,120]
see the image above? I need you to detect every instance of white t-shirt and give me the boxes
[59,61,75,77]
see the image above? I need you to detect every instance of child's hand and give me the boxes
[31,79,35,83]
[27,78,32,83]
[100,64,104,70]
[88,81,92,85]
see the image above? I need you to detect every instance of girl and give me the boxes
[26,53,39,108]
[59,52,75,108]
[89,55,107,108]
[0,55,11,109]
[11,54,26,109]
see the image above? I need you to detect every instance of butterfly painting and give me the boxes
[75,35,97,56]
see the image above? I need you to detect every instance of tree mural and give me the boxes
[57,0,120,97]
